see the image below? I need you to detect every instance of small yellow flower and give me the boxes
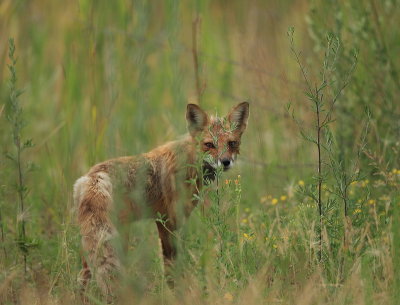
[224,292,233,301]
[353,208,362,215]
[298,180,305,186]
[350,181,358,186]
[237,175,241,179]
[243,233,254,240]
[368,199,376,205]
[272,244,278,249]
[392,168,398,174]
[349,190,354,195]
[280,195,287,201]
[241,218,248,224]
[245,208,250,213]
[271,198,278,205]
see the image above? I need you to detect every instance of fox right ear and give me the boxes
[186,104,208,136]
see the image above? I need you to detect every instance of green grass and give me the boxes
[1,0,399,304]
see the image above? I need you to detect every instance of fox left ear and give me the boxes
[227,102,249,133]
[186,104,208,136]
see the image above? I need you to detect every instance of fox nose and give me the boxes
[221,158,231,168]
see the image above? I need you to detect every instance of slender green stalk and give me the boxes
[192,15,204,103]
[0,203,6,259]
[6,38,33,274]
[316,90,323,261]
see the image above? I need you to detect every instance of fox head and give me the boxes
[186,102,249,174]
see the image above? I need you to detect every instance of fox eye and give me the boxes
[204,142,215,149]
[228,141,238,148]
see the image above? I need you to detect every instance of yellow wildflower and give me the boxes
[280,195,287,201]
[241,218,248,224]
[368,199,376,205]
[245,208,250,213]
[353,208,362,215]
[224,293,233,301]
[298,180,305,186]
[272,244,278,249]
[271,198,278,205]
[243,233,254,240]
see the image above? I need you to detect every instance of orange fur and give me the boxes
[74,102,249,295]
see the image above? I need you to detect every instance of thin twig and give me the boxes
[192,16,204,103]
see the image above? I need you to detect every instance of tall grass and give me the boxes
[0,0,399,304]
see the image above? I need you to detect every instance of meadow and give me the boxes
[1,0,400,304]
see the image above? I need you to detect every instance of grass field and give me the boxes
[1,0,400,304]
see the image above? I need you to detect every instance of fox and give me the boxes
[73,102,249,295]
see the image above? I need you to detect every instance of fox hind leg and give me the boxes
[77,256,91,303]
[74,173,120,298]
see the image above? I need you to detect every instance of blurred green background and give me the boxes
[1,0,311,231]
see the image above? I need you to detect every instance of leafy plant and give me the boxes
[5,38,38,274]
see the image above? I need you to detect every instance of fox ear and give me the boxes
[186,104,208,136]
[227,102,249,133]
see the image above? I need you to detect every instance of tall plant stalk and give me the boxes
[288,28,357,262]
[6,38,34,274]
[192,15,204,103]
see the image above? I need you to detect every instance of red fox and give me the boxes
[74,102,249,295]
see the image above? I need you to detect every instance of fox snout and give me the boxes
[219,157,233,171]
